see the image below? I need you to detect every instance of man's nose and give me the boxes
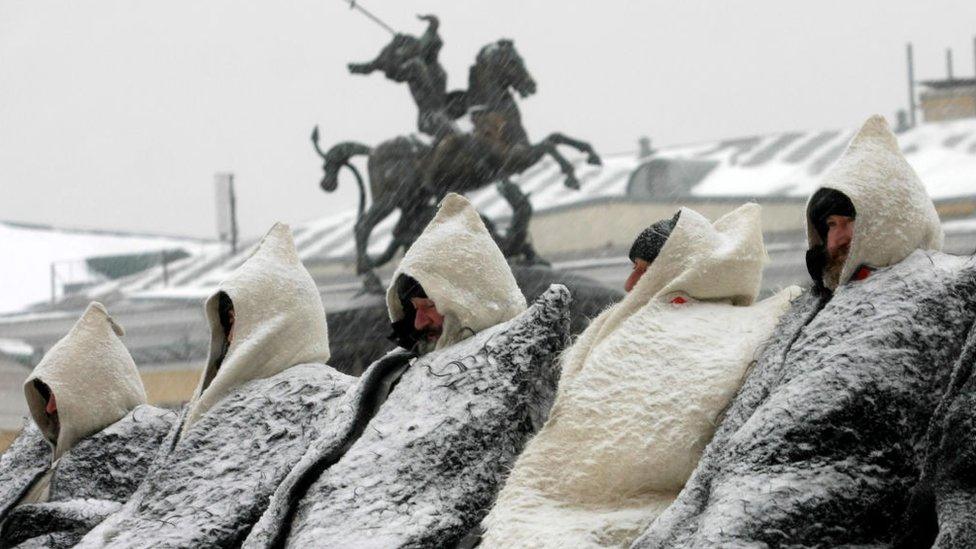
[624,271,640,293]
[838,228,853,246]
[414,309,430,331]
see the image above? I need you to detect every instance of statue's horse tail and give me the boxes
[311,126,371,219]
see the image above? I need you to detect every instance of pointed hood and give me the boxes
[23,302,146,461]
[562,203,767,378]
[386,193,526,351]
[806,115,943,289]
[183,222,331,433]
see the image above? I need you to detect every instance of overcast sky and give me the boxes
[2,0,975,239]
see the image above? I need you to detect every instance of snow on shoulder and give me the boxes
[183,222,331,433]
[481,204,800,549]
[807,114,943,289]
[385,193,527,351]
[23,302,146,461]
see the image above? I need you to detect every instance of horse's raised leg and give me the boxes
[544,132,602,165]
[527,141,580,190]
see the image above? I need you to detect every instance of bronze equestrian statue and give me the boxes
[314,22,601,292]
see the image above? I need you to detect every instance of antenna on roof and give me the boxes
[638,136,655,159]
[906,43,917,128]
[215,173,239,254]
[946,48,954,80]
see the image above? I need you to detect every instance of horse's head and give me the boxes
[348,33,421,79]
[311,126,339,192]
[475,39,537,98]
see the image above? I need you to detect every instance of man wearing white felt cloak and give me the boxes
[480,203,799,548]
[0,303,173,548]
[78,222,359,549]
[633,115,976,548]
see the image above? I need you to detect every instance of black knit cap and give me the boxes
[808,188,856,242]
[629,211,680,264]
[395,274,427,303]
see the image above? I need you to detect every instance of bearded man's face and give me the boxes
[823,215,855,287]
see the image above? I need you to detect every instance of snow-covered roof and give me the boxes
[0,221,219,313]
[43,119,976,305]
[0,337,32,359]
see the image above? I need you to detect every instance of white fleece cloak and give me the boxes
[182,222,331,433]
[23,302,147,463]
[807,114,943,289]
[481,204,799,549]
[385,193,527,351]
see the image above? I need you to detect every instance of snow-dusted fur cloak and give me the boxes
[0,303,170,548]
[481,205,799,548]
[0,406,173,548]
[633,116,976,548]
[386,193,527,351]
[77,223,346,548]
[895,320,976,548]
[76,365,353,549]
[244,285,572,549]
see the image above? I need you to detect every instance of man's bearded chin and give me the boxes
[415,327,442,356]
[823,245,850,289]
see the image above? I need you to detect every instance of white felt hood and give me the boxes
[806,114,943,288]
[562,203,767,380]
[183,223,331,433]
[23,302,147,461]
[481,204,799,548]
[385,193,526,351]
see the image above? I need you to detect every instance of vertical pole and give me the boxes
[906,43,917,127]
[50,263,56,304]
[229,174,239,254]
[947,48,954,80]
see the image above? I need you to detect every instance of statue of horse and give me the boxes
[313,38,600,292]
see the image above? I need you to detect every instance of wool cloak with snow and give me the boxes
[77,223,353,548]
[0,303,173,548]
[480,204,799,549]
[242,194,570,549]
[632,115,976,548]
[894,318,976,548]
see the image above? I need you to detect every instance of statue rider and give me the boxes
[348,15,461,141]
